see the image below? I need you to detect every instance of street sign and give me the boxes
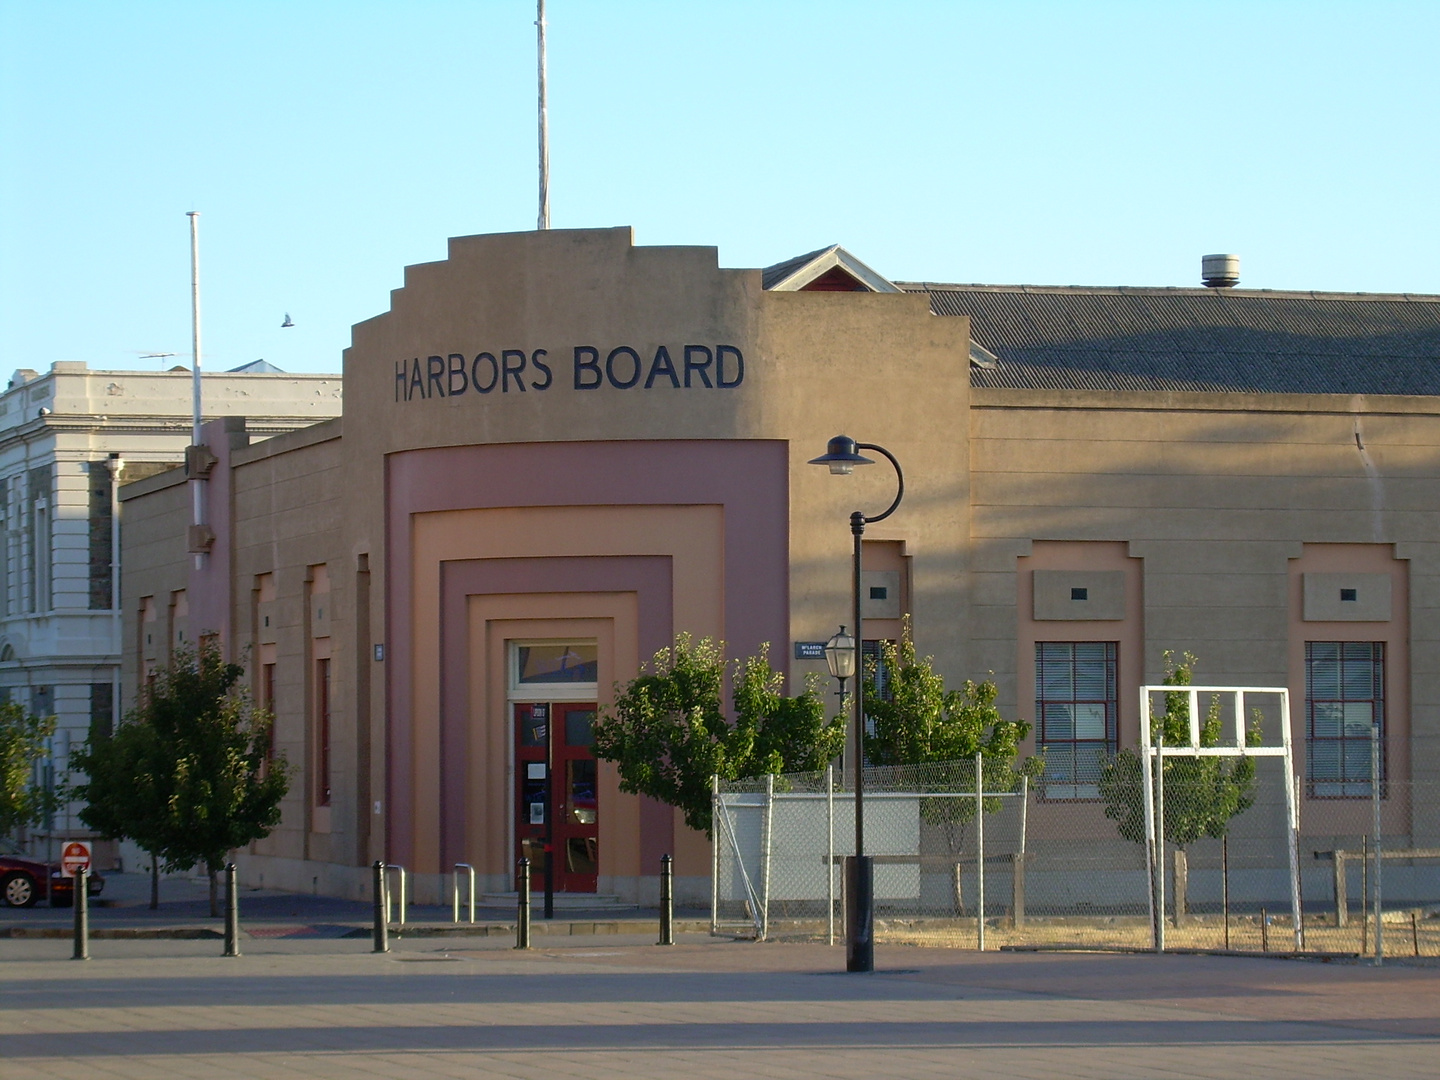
[60,840,92,878]
[794,641,827,660]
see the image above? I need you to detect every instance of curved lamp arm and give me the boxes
[856,442,904,524]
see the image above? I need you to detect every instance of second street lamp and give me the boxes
[808,434,904,973]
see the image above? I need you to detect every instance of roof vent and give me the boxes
[1202,253,1240,288]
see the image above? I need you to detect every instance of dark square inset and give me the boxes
[1071,587,1088,601]
[869,586,887,600]
[1341,588,1358,602]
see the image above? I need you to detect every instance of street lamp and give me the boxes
[824,624,856,704]
[808,434,904,973]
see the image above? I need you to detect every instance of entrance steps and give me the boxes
[479,892,636,911]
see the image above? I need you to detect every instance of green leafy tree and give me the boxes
[0,701,59,837]
[70,709,171,908]
[860,621,1037,914]
[592,635,846,837]
[1100,651,1261,849]
[863,621,1037,834]
[72,641,289,915]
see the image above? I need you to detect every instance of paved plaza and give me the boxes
[2,933,1439,1079]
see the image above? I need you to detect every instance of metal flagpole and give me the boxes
[536,0,550,230]
[187,212,204,570]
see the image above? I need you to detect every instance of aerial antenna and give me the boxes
[537,0,550,230]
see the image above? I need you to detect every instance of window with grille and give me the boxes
[1306,641,1384,797]
[862,639,894,702]
[1035,642,1118,799]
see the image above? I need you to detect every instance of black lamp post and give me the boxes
[808,434,904,973]
[824,625,856,705]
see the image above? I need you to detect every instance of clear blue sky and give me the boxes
[3,1,1438,375]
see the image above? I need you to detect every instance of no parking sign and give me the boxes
[60,840,92,877]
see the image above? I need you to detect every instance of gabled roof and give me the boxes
[763,245,903,293]
[902,282,1440,396]
[228,359,287,374]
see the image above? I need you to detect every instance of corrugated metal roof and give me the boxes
[902,283,1440,395]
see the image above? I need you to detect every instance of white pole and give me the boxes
[186,211,204,570]
[710,774,719,936]
[1019,775,1029,859]
[536,0,550,230]
[826,763,835,947]
[1141,688,1157,951]
[1156,732,1165,952]
[1372,721,1383,965]
[760,772,774,942]
[1279,694,1303,951]
[975,751,985,952]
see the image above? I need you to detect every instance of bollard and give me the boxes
[658,854,674,946]
[1260,907,1269,953]
[515,858,531,950]
[72,868,89,961]
[371,860,389,953]
[223,864,241,957]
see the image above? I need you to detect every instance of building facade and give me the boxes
[3,362,341,864]
[118,228,1440,904]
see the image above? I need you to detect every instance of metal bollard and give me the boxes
[658,853,674,946]
[515,857,531,950]
[453,862,476,924]
[223,864,241,957]
[72,868,89,961]
[371,860,389,953]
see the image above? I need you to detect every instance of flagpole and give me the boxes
[537,0,550,230]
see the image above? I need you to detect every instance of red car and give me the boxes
[0,839,105,908]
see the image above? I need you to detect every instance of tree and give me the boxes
[863,622,1037,798]
[592,635,846,837]
[860,622,1038,914]
[0,700,59,837]
[1099,651,1261,849]
[71,641,289,915]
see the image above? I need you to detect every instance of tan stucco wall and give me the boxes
[970,388,1440,835]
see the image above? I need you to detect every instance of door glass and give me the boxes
[520,836,547,876]
[522,763,547,824]
[520,704,548,747]
[568,758,597,824]
[565,708,596,747]
[566,836,598,875]
[517,644,598,685]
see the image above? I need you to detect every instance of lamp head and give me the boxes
[824,625,857,680]
[808,435,874,476]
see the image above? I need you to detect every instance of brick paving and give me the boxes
[1,934,1437,1078]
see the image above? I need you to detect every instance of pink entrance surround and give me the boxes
[384,439,789,868]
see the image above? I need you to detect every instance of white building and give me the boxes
[2,360,340,864]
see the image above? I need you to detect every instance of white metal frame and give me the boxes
[1138,684,1300,952]
[507,639,599,702]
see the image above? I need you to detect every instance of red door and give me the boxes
[515,702,599,893]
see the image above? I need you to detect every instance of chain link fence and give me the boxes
[712,762,1440,957]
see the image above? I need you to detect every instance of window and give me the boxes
[89,682,113,741]
[1306,642,1384,797]
[261,662,276,763]
[862,639,894,701]
[315,657,331,806]
[1036,642,1117,798]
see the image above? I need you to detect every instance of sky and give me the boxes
[2,1,1438,375]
